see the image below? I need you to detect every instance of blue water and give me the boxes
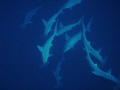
[0,0,120,90]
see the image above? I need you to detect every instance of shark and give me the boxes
[19,7,41,29]
[42,9,62,36]
[52,55,65,88]
[82,21,120,90]
[63,31,82,52]
[82,19,107,64]
[86,50,120,90]
[61,0,82,10]
[56,16,84,36]
[37,21,58,67]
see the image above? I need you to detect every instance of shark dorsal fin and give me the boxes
[37,45,43,52]
[97,47,102,54]
[94,63,98,67]
[86,17,93,32]
[59,76,63,80]
[65,33,70,41]
[60,22,63,28]
[107,69,111,74]
[49,54,54,57]
[42,19,47,26]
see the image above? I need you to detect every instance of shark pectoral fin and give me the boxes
[94,63,98,67]
[49,54,54,57]
[60,22,63,28]
[37,45,43,52]
[65,33,70,41]
[42,19,47,26]
[54,82,63,88]
[92,71,100,76]
[59,76,63,80]
[97,47,102,54]
[83,48,85,51]
[107,69,112,74]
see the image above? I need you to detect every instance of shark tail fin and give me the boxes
[18,24,27,29]
[54,82,63,88]
[40,61,49,68]
[113,74,120,90]
[77,15,85,25]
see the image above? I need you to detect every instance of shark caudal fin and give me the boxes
[77,15,85,25]
[18,24,27,29]
[39,61,49,68]
[114,74,120,90]
[53,82,63,88]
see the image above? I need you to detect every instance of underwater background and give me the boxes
[0,0,120,90]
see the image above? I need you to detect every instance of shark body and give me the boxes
[82,19,106,64]
[82,21,120,90]
[37,22,58,67]
[43,10,62,36]
[20,7,41,29]
[86,52,119,86]
[62,0,82,10]
[57,16,84,36]
[53,56,65,88]
[64,31,82,52]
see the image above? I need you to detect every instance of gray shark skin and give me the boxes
[53,56,65,88]
[64,31,82,52]
[86,52,120,87]
[42,10,62,36]
[20,7,41,29]
[56,16,84,36]
[61,0,82,10]
[37,22,58,67]
[83,21,120,90]
[82,19,106,64]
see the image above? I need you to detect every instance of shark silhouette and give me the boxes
[37,21,58,67]
[82,19,107,64]
[19,7,42,29]
[42,10,62,36]
[61,0,82,10]
[63,31,82,52]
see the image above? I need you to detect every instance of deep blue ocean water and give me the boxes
[0,0,120,90]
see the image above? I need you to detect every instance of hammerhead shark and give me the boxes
[37,21,58,67]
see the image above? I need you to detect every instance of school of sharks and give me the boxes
[20,0,120,90]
